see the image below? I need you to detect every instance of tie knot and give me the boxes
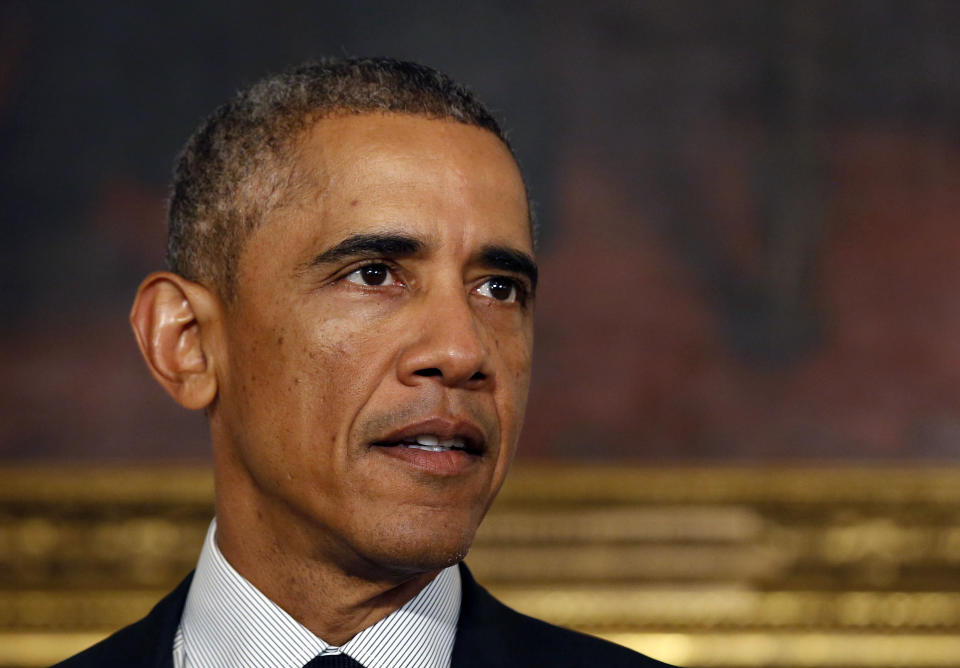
[302,652,366,668]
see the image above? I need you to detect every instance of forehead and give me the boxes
[277,113,533,250]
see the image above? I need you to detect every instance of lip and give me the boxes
[370,416,486,455]
[369,416,487,477]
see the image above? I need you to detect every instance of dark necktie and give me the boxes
[302,653,367,668]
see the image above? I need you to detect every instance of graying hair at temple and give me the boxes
[166,57,515,299]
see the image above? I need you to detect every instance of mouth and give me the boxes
[371,433,482,455]
[369,418,487,473]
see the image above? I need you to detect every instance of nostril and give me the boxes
[414,368,443,377]
[469,371,486,381]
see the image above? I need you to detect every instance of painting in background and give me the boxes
[3,1,960,462]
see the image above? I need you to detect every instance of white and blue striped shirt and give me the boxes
[172,520,461,668]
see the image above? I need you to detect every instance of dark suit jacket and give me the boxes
[53,565,672,667]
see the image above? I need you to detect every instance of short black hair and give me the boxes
[167,57,519,298]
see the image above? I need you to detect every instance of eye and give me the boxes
[344,263,398,287]
[476,276,521,303]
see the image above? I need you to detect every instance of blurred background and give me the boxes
[6,0,960,464]
[4,1,960,666]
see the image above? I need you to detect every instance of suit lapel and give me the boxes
[125,571,194,668]
[451,563,515,668]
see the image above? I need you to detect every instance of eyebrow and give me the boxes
[305,232,538,291]
[476,245,539,292]
[307,233,423,267]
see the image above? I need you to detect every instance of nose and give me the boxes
[396,289,491,389]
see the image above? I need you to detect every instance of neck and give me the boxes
[212,468,439,646]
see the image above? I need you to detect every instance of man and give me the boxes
[57,58,670,667]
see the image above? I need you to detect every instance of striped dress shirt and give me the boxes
[172,520,461,668]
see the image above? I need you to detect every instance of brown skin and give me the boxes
[131,114,534,644]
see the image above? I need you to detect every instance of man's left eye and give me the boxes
[477,277,520,303]
[344,263,398,287]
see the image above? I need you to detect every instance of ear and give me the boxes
[130,272,221,410]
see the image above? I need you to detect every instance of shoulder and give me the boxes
[453,565,675,668]
[51,573,193,668]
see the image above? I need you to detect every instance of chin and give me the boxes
[361,519,479,577]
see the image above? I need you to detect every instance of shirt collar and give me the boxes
[178,519,461,668]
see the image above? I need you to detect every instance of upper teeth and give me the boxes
[410,434,465,450]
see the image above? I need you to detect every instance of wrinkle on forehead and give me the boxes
[235,113,533,297]
[289,114,530,237]
[213,112,532,302]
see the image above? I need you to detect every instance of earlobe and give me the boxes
[130,272,220,410]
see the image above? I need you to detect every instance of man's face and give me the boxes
[211,113,534,579]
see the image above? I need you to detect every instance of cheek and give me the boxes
[278,315,397,456]
[223,317,385,487]
[222,326,306,469]
[233,297,394,408]
[302,317,384,396]
[499,315,534,376]
[492,324,534,426]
